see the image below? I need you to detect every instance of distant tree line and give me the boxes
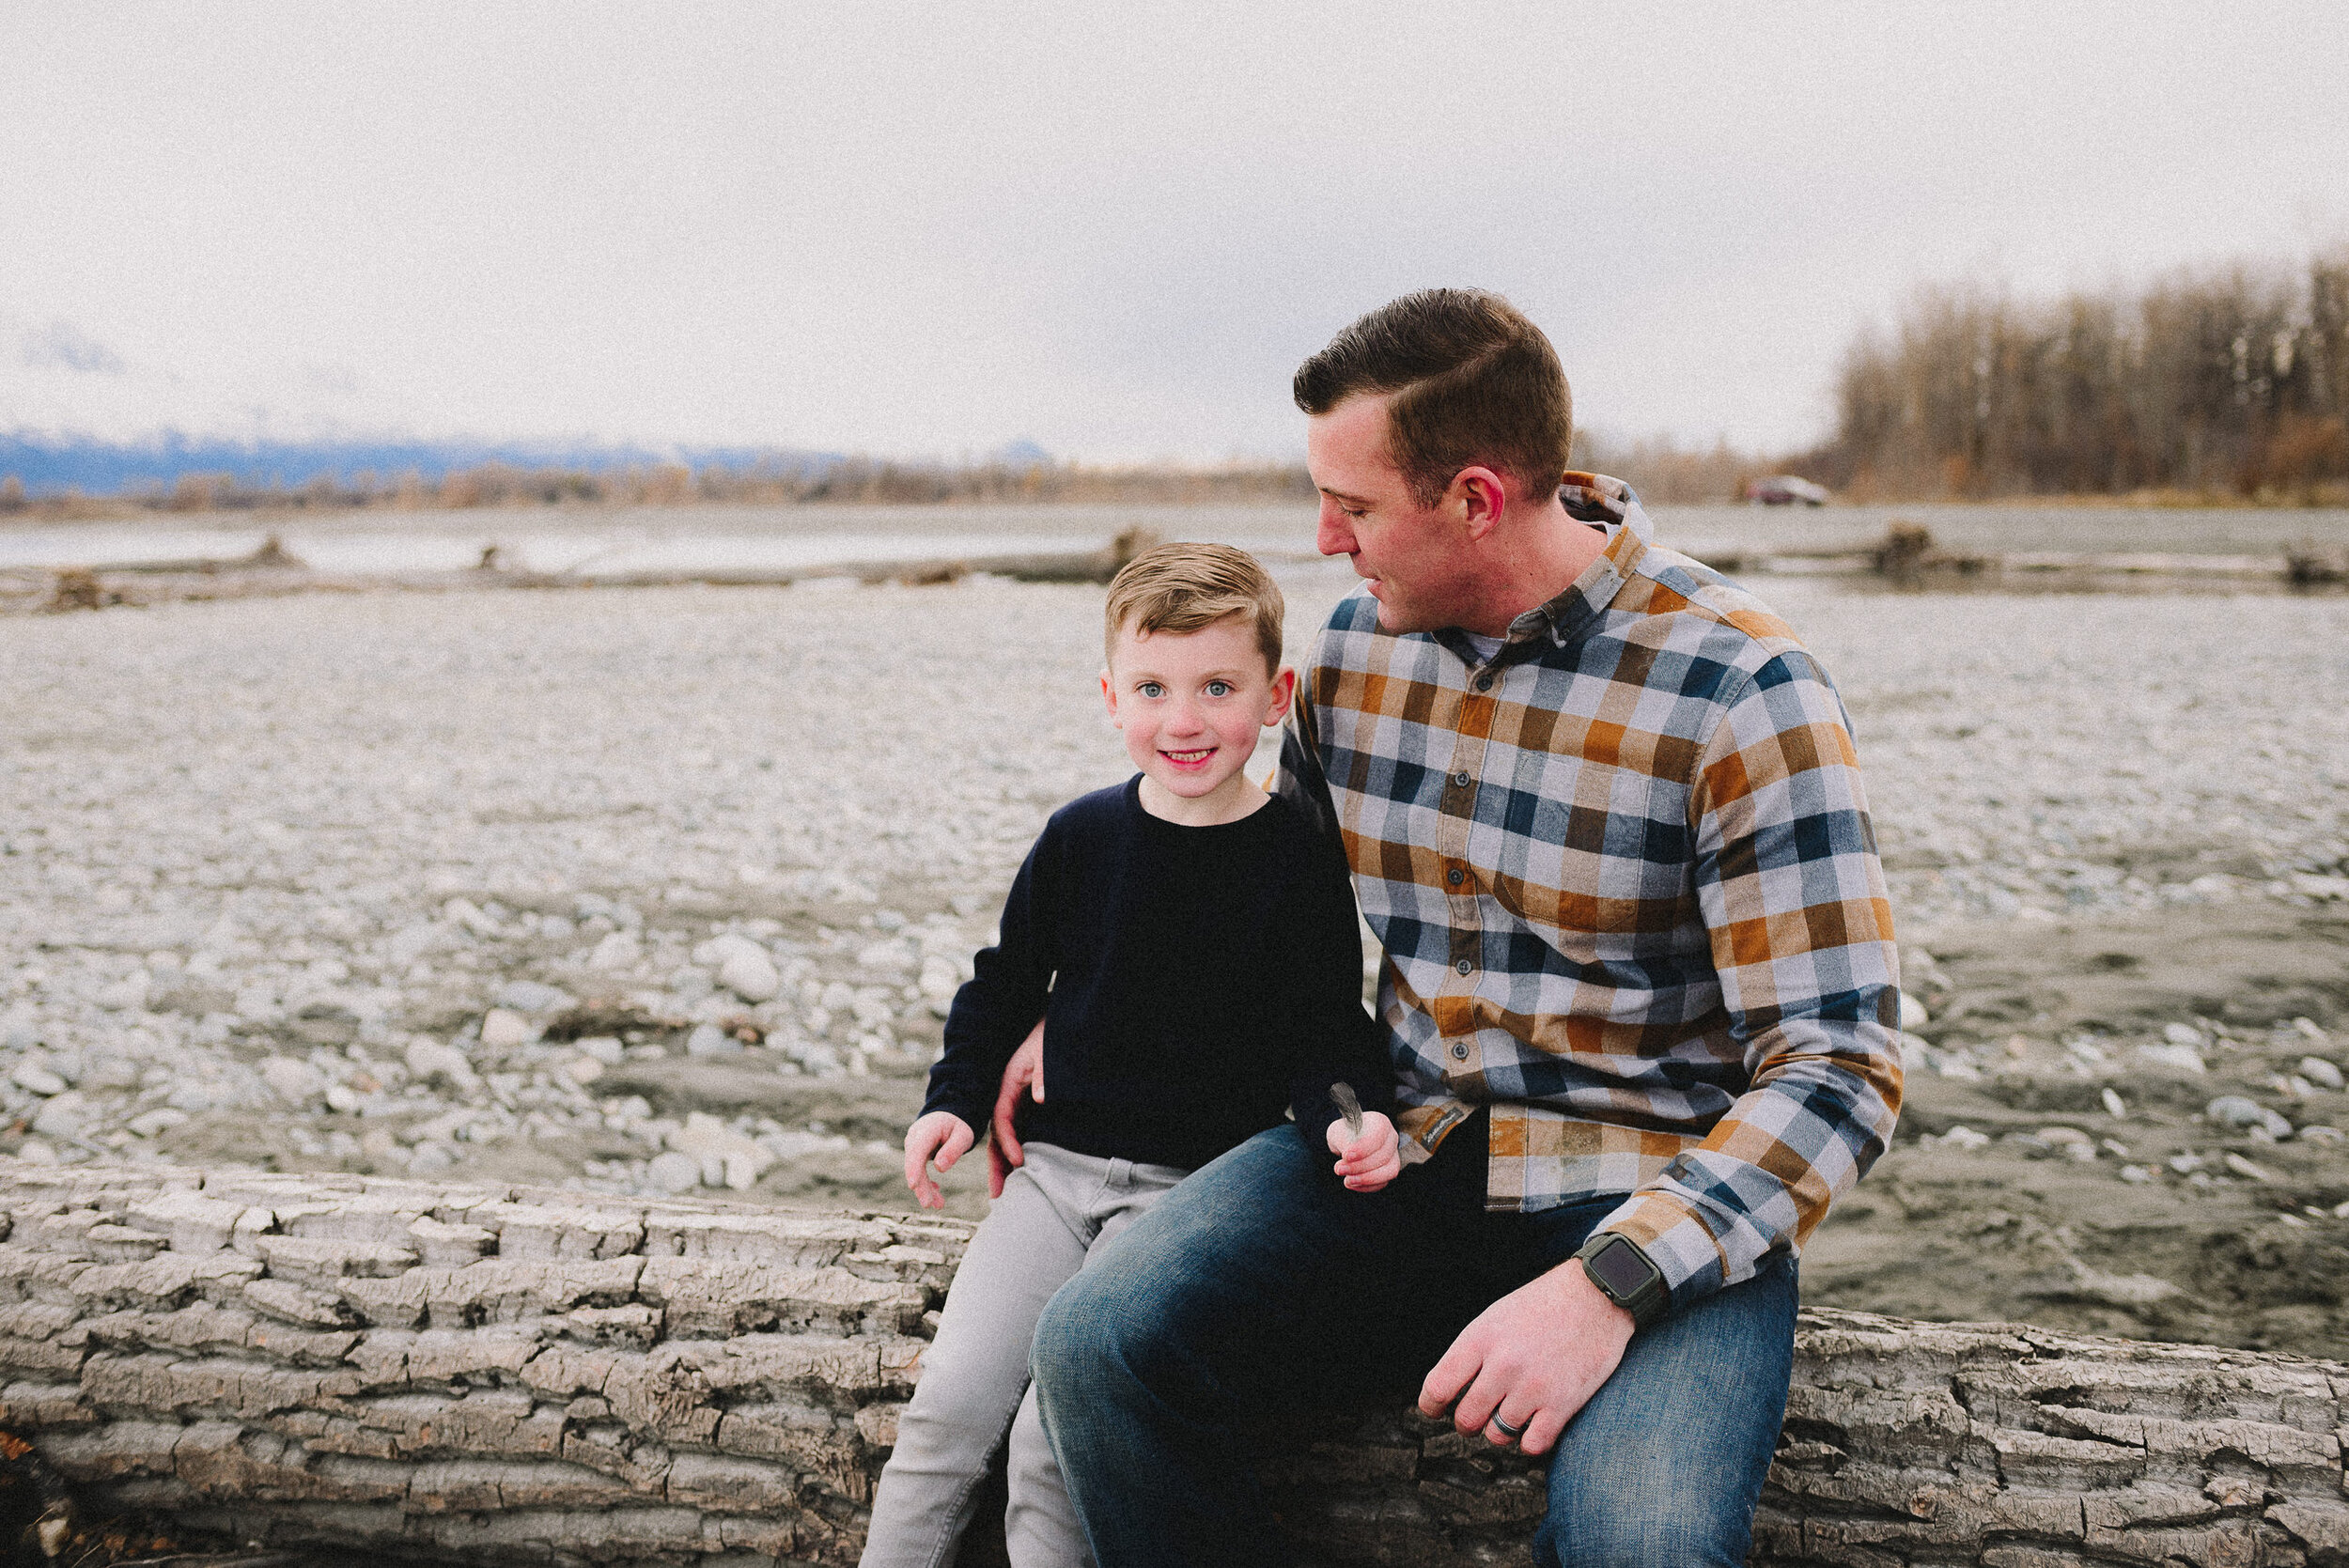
[1569,433,1763,505]
[1802,250,2349,501]
[786,458,1315,505]
[0,458,1316,520]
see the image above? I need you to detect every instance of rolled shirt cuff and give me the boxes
[1589,1191,1733,1317]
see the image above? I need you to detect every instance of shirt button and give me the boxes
[1475,674,1494,691]
[1447,867,1465,887]
[1451,1042,1470,1060]
[1455,957,1473,976]
[1451,769,1470,787]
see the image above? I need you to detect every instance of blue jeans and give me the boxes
[1030,1121,1797,1568]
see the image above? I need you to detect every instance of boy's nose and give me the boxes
[1166,703,1206,735]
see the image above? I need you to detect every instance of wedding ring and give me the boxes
[1490,1412,1529,1440]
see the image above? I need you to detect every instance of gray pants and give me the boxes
[860,1141,1189,1568]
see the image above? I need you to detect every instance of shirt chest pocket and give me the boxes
[1486,764,1692,957]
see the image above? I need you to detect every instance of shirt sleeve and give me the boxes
[1275,691,1396,1146]
[920,822,1058,1138]
[1274,692,1341,849]
[1593,650,1905,1312]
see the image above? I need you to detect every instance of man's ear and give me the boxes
[1451,465,1510,541]
[1263,665,1298,726]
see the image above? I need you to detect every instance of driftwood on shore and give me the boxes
[0,1161,2342,1567]
[6,528,1169,616]
[1700,521,2306,591]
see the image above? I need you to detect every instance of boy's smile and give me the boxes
[1102,613,1297,826]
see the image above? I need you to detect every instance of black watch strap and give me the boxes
[1576,1232,1669,1328]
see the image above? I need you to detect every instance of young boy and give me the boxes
[860,543,1400,1568]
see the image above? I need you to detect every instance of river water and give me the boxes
[1,500,2342,579]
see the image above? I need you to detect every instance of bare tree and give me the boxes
[1813,250,2349,501]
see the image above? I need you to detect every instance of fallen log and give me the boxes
[571,548,1107,590]
[70,536,307,576]
[1683,524,2304,589]
[0,1160,2341,1567]
[579,523,1169,590]
[18,527,1174,616]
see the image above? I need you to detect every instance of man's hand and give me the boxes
[1325,1109,1401,1192]
[903,1110,975,1210]
[1418,1257,1635,1455]
[987,1018,1048,1199]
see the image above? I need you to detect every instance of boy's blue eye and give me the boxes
[1138,681,1163,698]
[1206,680,1232,697]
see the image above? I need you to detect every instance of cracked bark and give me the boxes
[0,1162,2341,1567]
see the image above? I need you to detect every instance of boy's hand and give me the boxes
[904,1111,975,1210]
[1326,1109,1401,1192]
[987,1019,1048,1198]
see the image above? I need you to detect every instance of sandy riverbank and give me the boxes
[4,566,2346,1352]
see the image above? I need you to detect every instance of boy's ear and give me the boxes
[1100,668,1122,726]
[1263,664,1298,726]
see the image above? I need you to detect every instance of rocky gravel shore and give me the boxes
[1810,590,2349,933]
[3,575,1205,1214]
[5,560,2347,1343]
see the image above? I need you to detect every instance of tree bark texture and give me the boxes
[0,1161,2341,1567]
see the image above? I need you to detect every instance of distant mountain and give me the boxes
[992,437,1051,468]
[0,430,848,496]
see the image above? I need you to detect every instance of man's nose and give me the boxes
[1315,502,1355,557]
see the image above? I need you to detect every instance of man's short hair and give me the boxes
[1103,542,1284,674]
[1292,287,1573,508]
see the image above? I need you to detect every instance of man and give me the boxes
[1019,288,1903,1566]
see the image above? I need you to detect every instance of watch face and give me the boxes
[1587,1236,1654,1297]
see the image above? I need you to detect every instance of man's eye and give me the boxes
[1206,681,1232,698]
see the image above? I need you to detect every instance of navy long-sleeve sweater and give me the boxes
[921,777,1392,1171]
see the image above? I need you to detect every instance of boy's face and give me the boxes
[1102,613,1296,821]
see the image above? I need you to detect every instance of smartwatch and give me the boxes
[1575,1233,1668,1329]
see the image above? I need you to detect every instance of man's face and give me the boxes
[1306,393,1476,635]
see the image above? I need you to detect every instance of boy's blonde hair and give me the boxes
[1103,542,1284,674]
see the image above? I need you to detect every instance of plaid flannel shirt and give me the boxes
[1277,474,1903,1312]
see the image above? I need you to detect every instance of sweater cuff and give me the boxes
[1590,1191,1728,1316]
[919,1096,988,1145]
[1290,1085,1344,1152]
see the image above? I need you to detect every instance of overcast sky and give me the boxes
[5,2,2345,462]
